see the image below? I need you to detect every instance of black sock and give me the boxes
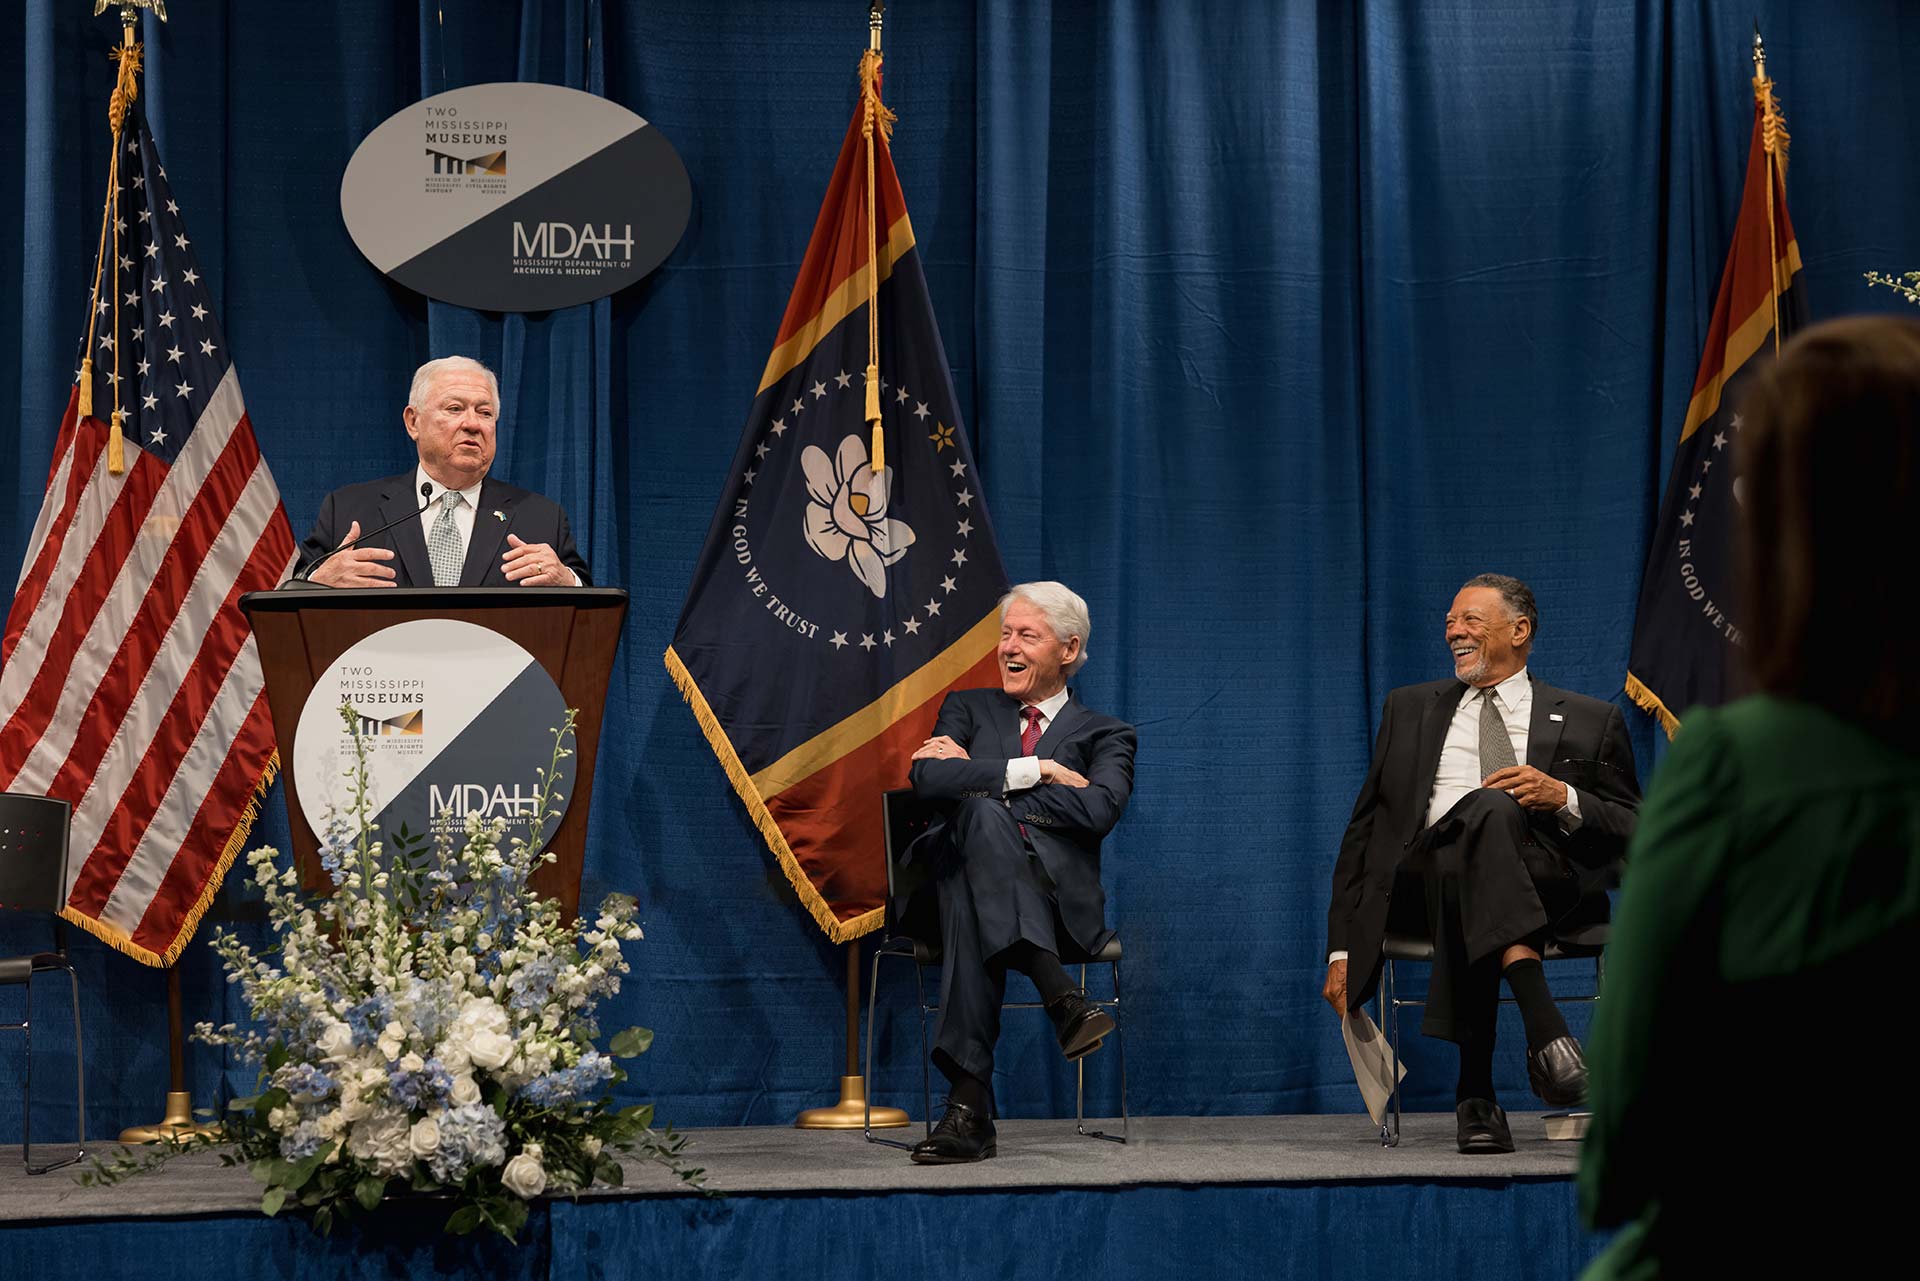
[1503,958,1570,1051]
[1000,941,1076,1004]
[947,1071,993,1117]
[1456,1035,1496,1105]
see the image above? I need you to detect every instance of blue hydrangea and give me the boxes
[428,1103,506,1182]
[516,1052,615,1108]
[342,995,395,1047]
[279,1120,328,1162]
[388,1056,453,1111]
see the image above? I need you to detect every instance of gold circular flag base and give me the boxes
[795,1075,909,1130]
[119,1091,221,1144]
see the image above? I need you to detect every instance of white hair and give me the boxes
[408,356,500,415]
[1001,581,1092,675]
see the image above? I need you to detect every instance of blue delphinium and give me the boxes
[516,1053,615,1108]
[274,1062,337,1101]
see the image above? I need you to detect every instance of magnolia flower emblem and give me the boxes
[802,433,915,597]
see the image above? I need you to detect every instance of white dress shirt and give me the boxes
[415,465,579,586]
[1003,686,1072,793]
[1330,668,1582,966]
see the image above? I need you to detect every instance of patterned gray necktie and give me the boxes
[1478,687,1519,777]
[428,490,465,587]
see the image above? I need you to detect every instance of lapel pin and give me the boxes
[1550,713,1564,722]
[491,509,505,522]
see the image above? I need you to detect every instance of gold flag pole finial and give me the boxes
[859,1,894,477]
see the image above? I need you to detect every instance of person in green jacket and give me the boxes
[1579,314,1920,1279]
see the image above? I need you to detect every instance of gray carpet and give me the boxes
[2,1112,1579,1222]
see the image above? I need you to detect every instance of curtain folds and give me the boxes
[3,1,1917,1136]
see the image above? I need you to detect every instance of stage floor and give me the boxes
[4,1111,1581,1221]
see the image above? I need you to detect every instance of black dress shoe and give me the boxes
[1456,1098,1514,1154]
[1045,989,1116,1060]
[909,1100,997,1164]
[1527,1035,1590,1108]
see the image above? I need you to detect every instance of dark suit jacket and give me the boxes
[1328,673,1641,1010]
[297,472,591,588]
[906,686,1137,955]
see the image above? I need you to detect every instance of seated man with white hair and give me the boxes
[297,355,590,588]
[902,581,1138,1164]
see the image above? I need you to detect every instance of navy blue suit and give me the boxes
[298,472,591,588]
[906,686,1136,1082]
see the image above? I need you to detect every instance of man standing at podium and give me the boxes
[297,356,591,588]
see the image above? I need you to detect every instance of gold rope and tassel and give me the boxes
[1752,33,1790,357]
[858,49,896,477]
[100,33,144,473]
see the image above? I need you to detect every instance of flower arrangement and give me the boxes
[1864,269,1920,307]
[83,707,701,1238]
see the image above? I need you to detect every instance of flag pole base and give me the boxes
[795,1075,909,1129]
[119,1091,220,1144]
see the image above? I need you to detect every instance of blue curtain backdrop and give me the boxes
[3,0,1917,1141]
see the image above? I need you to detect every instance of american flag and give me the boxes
[0,103,297,966]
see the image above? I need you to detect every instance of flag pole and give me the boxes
[84,0,214,1146]
[794,941,910,1129]
[794,2,909,1133]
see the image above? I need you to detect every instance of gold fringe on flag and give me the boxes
[58,755,281,967]
[663,646,883,944]
[1624,672,1682,741]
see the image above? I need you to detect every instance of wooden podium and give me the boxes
[240,587,628,920]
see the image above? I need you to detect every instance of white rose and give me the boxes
[408,1116,441,1158]
[376,1021,406,1061]
[268,1106,296,1132]
[468,1029,514,1071]
[500,1151,547,1199]
[398,1052,425,1073]
[316,1021,355,1063]
[449,1075,482,1107]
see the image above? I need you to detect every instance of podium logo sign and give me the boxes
[293,619,574,851]
[341,82,690,312]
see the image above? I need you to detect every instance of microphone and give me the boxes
[286,480,436,588]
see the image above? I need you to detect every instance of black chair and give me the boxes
[863,787,1128,1148]
[0,793,87,1174]
[1374,867,1615,1147]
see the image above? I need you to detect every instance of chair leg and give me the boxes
[1380,959,1403,1149]
[914,962,933,1138]
[23,968,83,1176]
[1077,960,1127,1143]
[69,967,85,1150]
[862,951,921,1151]
[19,976,31,1173]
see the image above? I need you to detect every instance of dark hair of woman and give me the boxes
[1737,313,1920,735]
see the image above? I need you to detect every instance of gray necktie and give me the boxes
[428,490,465,586]
[1478,687,1519,777]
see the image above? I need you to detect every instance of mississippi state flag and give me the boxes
[667,65,1009,943]
[1626,74,1805,735]
[0,103,297,965]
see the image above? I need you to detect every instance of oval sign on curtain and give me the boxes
[340,82,691,312]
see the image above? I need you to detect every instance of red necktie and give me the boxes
[1021,706,1044,756]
